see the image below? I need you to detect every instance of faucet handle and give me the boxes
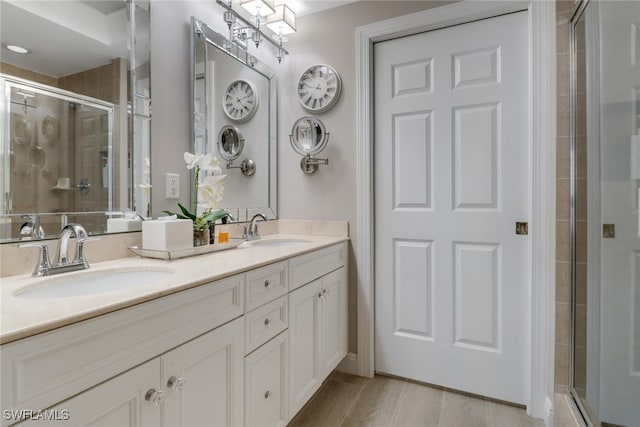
[74,237,99,265]
[17,242,52,276]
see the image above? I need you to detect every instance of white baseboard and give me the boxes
[545,396,554,426]
[336,352,358,376]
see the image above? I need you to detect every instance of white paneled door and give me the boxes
[374,11,530,404]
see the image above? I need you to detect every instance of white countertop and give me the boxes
[0,234,348,345]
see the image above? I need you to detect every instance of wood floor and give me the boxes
[288,371,544,427]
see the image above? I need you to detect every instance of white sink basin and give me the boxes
[14,267,176,299]
[246,238,312,248]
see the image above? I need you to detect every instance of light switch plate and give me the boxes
[165,173,180,199]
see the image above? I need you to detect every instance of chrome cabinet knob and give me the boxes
[145,388,165,407]
[264,280,272,289]
[167,376,186,391]
[264,390,272,400]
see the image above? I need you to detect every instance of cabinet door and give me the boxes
[18,359,161,427]
[318,267,348,379]
[161,317,244,427]
[244,332,288,427]
[288,280,321,419]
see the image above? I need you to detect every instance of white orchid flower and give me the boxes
[184,152,204,169]
[199,153,224,176]
[198,174,226,209]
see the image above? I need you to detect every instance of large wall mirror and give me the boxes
[0,0,151,242]
[570,1,640,425]
[191,17,277,221]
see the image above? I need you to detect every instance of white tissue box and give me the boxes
[107,218,142,233]
[142,219,193,251]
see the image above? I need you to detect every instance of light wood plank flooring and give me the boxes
[289,372,544,427]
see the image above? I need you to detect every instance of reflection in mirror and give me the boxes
[218,125,245,162]
[570,1,640,426]
[191,17,276,221]
[0,0,151,242]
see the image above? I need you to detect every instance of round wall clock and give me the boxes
[223,79,258,122]
[297,64,342,114]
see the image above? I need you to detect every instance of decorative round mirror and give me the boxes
[289,116,329,157]
[217,125,245,161]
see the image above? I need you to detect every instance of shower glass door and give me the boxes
[2,77,114,237]
[571,1,640,426]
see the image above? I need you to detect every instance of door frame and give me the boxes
[354,1,556,423]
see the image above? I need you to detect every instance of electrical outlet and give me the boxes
[165,173,180,199]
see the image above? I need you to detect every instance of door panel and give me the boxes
[374,11,530,404]
[161,317,244,427]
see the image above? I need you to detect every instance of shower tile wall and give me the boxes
[555,0,573,395]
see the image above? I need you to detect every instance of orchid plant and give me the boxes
[163,152,227,232]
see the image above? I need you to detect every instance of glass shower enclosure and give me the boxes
[570,1,640,425]
[1,76,114,239]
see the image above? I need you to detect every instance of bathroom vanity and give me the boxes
[0,233,348,426]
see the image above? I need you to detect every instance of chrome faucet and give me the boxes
[19,214,45,240]
[18,223,97,276]
[221,210,235,224]
[244,213,267,241]
[55,223,89,266]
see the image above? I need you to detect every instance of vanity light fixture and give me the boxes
[267,4,296,63]
[240,0,275,18]
[267,4,296,35]
[215,0,294,63]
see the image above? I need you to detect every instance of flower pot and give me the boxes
[193,227,210,247]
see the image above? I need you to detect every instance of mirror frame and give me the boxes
[190,17,277,221]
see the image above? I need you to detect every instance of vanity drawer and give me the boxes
[245,296,288,354]
[289,243,346,291]
[245,261,288,312]
[0,275,244,423]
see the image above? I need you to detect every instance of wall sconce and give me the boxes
[289,117,329,175]
[216,0,294,63]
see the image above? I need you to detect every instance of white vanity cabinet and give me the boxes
[1,239,348,427]
[243,261,289,427]
[18,318,244,427]
[2,275,244,427]
[161,317,244,427]
[19,359,162,427]
[244,331,288,427]
[288,245,348,420]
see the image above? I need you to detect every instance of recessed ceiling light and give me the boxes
[6,45,29,54]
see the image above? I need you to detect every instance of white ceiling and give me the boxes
[0,0,355,79]
[1,0,130,78]
[282,0,359,17]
